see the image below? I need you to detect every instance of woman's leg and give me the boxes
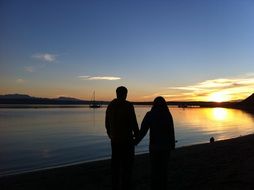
[150,150,170,190]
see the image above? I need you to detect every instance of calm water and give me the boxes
[0,106,254,176]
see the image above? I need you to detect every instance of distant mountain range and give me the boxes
[0,93,253,110]
[0,94,33,99]
[0,94,92,105]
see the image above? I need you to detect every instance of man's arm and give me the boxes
[130,104,139,141]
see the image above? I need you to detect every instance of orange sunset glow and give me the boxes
[1,1,254,103]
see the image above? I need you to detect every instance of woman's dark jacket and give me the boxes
[137,107,175,151]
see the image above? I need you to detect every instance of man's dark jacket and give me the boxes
[105,98,139,144]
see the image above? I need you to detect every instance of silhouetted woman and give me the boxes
[136,96,175,190]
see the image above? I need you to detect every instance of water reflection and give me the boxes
[42,149,50,158]
[0,106,254,176]
[212,108,228,121]
[170,107,254,146]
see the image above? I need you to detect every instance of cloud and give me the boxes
[78,75,121,81]
[167,75,254,101]
[143,74,254,101]
[24,66,35,72]
[26,53,58,73]
[170,78,245,91]
[16,78,25,84]
[32,53,57,62]
[170,77,254,92]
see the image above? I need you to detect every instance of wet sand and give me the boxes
[1,134,254,190]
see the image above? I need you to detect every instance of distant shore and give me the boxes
[1,134,254,190]
[0,104,97,109]
[1,93,254,111]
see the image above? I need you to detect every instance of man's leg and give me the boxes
[111,143,121,190]
[122,144,134,190]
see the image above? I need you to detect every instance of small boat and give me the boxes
[89,91,101,108]
[178,104,188,108]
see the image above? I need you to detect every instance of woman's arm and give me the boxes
[169,112,176,150]
[134,112,151,145]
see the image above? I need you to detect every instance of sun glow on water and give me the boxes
[212,108,229,121]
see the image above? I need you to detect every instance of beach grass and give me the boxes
[1,134,254,190]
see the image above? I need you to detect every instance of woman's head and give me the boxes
[152,96,169,112]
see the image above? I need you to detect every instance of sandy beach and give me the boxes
[1,134,254,190]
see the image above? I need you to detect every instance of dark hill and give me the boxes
[240,93,254,105]
[235,93,254,112]
[56,97,82,101]
[0,94,90,105]
[0,94,33,99]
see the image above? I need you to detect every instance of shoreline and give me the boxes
[1,134,254,189]
[0,136,239,178]
[0,156,111,178]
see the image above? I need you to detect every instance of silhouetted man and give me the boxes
[105,86,139,190]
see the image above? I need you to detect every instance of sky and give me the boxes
[1,0,254,102]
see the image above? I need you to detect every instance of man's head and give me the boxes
[116,86,128,100]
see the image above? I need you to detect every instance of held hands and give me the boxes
[170,140,178,150]
[133,137,140,146]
